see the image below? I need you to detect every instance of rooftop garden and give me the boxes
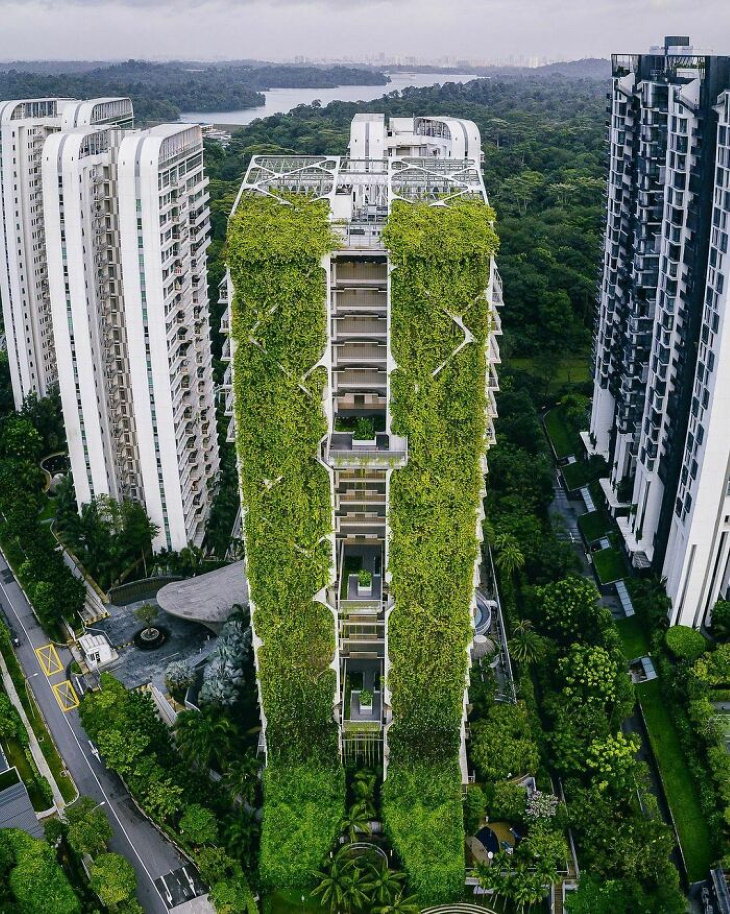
[383,197,499,904]
[227,191,344,887]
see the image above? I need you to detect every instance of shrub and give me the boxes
[489,780,527,823]
[463,784,487,834]
[666,625,707,662]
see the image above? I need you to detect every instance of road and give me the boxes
[0,548,183,914]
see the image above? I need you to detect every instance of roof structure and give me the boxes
[0,773,43,837]
[156,560,248,631]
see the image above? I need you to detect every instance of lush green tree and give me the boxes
[463,784,487,834]
[585,733,641,795]
[470,702,540,781]
[340,801,372,842]
[711,600,730,641]
[141,777,183,821]
[488,780,526,823]
[372,891,420,914]
[534,575,603,644]
[509,619,545,666]
[133,602,158,636]
[65,796,112,858]
[2,828,81,914]
[365,863,405,906]
[0,416,43,463]
[222,751,260,807]
[493,532,525,578]
[90,852,137,909]
[174,707,237,772]
[179,803,218,846]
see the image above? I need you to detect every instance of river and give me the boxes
[178,72,481,126]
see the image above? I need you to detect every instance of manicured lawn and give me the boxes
[562,460,595,491]
[592,547,626,584]
[638,678,714,881]
[616,615,651,660]
[544,408,577,459]
[577,510,613,544]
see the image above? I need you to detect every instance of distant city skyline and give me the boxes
[0,0,726,65]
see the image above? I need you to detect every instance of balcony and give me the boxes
[325,433,407,469]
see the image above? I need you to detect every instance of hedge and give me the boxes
[382,198,498,900]
[665,625,707,662]
[227,193,344,884]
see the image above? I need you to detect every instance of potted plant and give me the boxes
[357,569,373,596]
[360,689,373,710]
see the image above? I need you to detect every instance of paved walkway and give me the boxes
[0,651,68,810]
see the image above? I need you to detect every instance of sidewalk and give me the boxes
[0,651,67,811]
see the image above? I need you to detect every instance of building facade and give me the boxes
[43,122,219,552]
[223,113,502,772]
[0,97,133,408]
[589,37,730,627]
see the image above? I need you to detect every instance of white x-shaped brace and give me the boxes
[431,289,488,378]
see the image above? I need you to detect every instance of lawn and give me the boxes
[510,355,590,393]
[264,890,323,913]
[543,408,578,460]
[562,460,595,491]
[592,547,626,585]
[638,678,714,881]
[1,735,48,811]
[577,510,613,544]
[616,616,651,660]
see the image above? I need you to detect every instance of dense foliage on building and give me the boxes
[227,194,344,886]
[381,199,498,902]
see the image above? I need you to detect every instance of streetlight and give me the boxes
[24,673,39,718]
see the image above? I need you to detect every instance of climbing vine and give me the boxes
[227,192,343,886]
[382,198,499,903]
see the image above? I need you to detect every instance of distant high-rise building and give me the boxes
[43,121,219,551]
[589,37,730,627]
[0,97,134,408]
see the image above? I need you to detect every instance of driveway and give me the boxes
[0,548,184,914]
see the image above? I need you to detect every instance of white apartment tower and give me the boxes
[0,97,134,408]
[589,38,730,627]
[43,122,219,552]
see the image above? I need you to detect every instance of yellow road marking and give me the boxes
[52,680,79,713]
[35,643,63,677]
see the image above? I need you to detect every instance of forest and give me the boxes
[0,60,389,124]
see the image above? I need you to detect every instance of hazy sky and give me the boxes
[0,0,727,63]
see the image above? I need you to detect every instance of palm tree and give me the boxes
[365,862,405,905]
[351,770,377,818]
[509,619,545,666]
[340,801,372,842]
[224,807,258,869]
[372,891,420,914]
[494,532,526,577]
[312,856,359,913]
[223,750,260,807]
[174,708,237,772]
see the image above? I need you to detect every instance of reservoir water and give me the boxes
[179,72,481,126]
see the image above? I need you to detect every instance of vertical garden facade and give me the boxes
[225,116,502,898]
